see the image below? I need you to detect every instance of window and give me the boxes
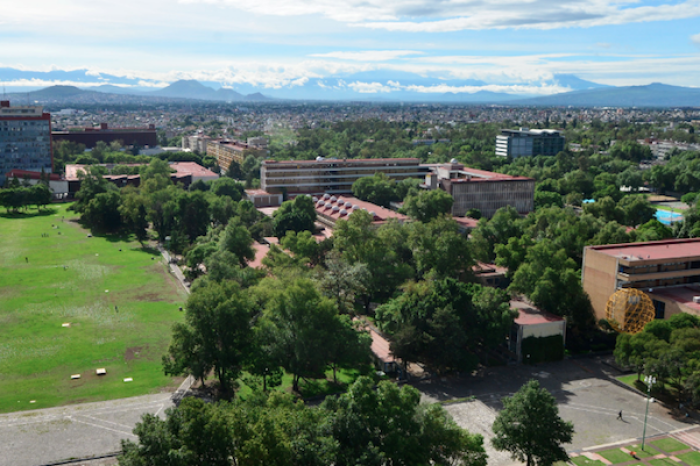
[653,299,666,320]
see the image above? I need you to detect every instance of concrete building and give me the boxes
[52,123,157,149]
[425,161,534,218]
[247,136,269,150]
[182,133,212,153]
[582,239,700,323]
[495,128,565,158]
[0,101,52,184]
[509,300,566,363]
[207,140,263,174]
[261,158,428,196]
[4,169,68,199]
[245,189,283,208]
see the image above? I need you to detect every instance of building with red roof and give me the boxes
[510,300,566,363]
[311,193,409,229]
[583,238,700,322]
[424,161,535,218]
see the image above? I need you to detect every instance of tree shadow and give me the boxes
[0,207,58,219]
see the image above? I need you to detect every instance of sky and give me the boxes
[1,0,700,95]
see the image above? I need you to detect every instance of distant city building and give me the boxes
[495,128,565,158]
[0,101,53,184]
[52,122,157,149]
[246,136,269,150]
[424,161,535,218]
[411,138,451,146]
[582,239,700,323]
[261,157,428,196]
[182,133,212,153]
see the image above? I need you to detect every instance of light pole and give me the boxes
[641,375,657,451]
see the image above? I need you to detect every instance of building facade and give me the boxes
[52,123,157,149]
[495,128,565,158]
[425,162,535,218]
[0,101,52,184]
[582,239,700,322]
[206,140,260,173]
[261,158,428,195]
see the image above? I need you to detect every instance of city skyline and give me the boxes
[1,0,700,97]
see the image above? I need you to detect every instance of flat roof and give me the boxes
[170,162,218,178]
[650,286,700,313]
[511,300,564,325]
[587,238,700,261]
[264,157,421,165]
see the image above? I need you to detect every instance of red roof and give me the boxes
[5,169,62,181]
[314,195,408,223]
[264,157,420,165]
[170,162,218,178]
[511,300,564,325]
[648,286,700,313]
[246,242,271,269]
[587,238,700,261]
[453,216,479,229]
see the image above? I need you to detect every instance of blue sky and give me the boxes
[1,0,699,95]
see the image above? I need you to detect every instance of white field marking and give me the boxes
[79,414,134,430]
[69,417,136,438]
[154,404,165,417]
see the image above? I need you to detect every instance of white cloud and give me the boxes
[692,33,700,45]
[310,50,424,61]
[347,81,397,93]
[180,0,700,32]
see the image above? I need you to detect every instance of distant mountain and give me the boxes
[4,85,191,105]
[440,90,525,103]
[512,83,700,107]
[551,74,610,91]
[91,84,149,94]
[149,79,269,102]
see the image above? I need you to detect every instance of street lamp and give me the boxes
[641,375,657,451]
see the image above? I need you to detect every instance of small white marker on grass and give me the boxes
[62,323,71,328]
[30,400,36,403]
[123,378,133,382]
[96,368,107,375]
[71,374,81,380]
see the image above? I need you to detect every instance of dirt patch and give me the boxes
[132,291,162,302]
[124,346,144,362]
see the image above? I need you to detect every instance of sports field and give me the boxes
[0,204,186,413]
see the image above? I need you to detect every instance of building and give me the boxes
[4,169,68,199]
[313,194,409,229]
[0,101,52,185]
[182,133,212,153]
[582,239,700,323]
[206,140,260,173]
[245,189,283,208]
[247,136,269,150]
[52,123,157,149]
[261,158,428,196]
[424,161,534,218]
[495,128,565,158]
[509,300,566,363]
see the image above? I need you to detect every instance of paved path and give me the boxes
[157,245,190,295]
[0,376,192,466]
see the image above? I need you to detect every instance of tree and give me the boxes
[210,177,244,201]
[258,278,339,392]
[315,250,368,315]
[273,195,317,237]
[163,281,254,395]
[407,216,473,279]
[403,189,454,222]
[492,380,574,466]
[218,218,255,267]
[82,191,123,231]
[321,377,487,466]
[73,165,113,213]
[351,172,400,208]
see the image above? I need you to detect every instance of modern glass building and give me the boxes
[495,128,565,158]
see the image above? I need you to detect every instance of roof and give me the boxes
[245,188,277,197]
[313,195,409,223]
[354,319,396,364]
[246,242,271,269]
[263,157,421,165]
[586,238,700,261]
[5,169,62,181]
[452,216,479,230]
[649,286,700,313]
[473,261,508,277]
[170,162,218,178]
[446,165,533,183]
[511,300,565,325]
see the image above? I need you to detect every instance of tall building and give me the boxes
[424,161,534,218]
[582,239,700,322]
[207,140,261,173]
[495,128,565,158]
[52,123,157,149]
[0,101,53,184]
[261,158,428,195]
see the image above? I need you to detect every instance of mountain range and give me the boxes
[1,67,699,107]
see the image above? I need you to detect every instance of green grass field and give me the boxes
[0,204,186,413]
[650,438,690,453]
[678,451,700,466]
[571,456,606,466]
[599,448,638,464]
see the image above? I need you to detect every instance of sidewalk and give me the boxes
[157,245,190,295]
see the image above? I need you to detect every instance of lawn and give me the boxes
[627,444,660,458]
[0,204,186,413]
[599,448,638,464]
[571,455,606,466]
[649,458,679,466]
[678,451,700,466]
[650,438,690,453]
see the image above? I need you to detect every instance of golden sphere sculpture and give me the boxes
[605,288,655,334]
